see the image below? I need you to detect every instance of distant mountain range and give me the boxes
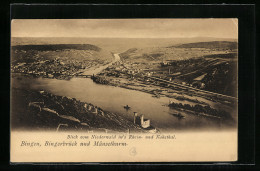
[11,37,237,53]
[172,41,238,50]
[12,44,101,52]
[120,41,238,63]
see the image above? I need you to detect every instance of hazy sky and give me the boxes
[11,19,238,39]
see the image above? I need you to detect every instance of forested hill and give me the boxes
[12,44,101,52]
[172,41,238,50]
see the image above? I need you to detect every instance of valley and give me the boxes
[11,37,238,132]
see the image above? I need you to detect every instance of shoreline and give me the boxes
[11,87,150,133]
[91,75,236,108]
[11,71,236,110]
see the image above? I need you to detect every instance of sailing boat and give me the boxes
[123,105,131,110]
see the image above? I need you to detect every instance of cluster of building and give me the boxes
[100,62,157,79]
[97,59,208,93]
[11,58,99,79]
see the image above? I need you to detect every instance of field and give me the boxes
[119,41,238,97]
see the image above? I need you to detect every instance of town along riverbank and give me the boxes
[11,88,145,133]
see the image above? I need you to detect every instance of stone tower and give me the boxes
[133,112,138,124]
[140,114,144,125]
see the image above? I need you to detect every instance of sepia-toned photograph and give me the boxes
[10,19,238,162]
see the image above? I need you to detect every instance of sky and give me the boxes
[11,19,238,39]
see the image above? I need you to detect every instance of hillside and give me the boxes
[11,44,112,64]
[12,44,101,52]
[11,88,143,132]
[11,44,114,79]
[168,57,238,97]
[120,41,237,63]
[11,37,237,53]
[119,41,238,97]
[173,41,238,50]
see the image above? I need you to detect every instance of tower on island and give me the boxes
[133,112,150,128]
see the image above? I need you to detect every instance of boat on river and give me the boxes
[123,105,131,110]
[170,113,185,119]
[152,93,160,98]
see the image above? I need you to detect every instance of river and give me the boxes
[11,54,231,132]
[82,53,120,75]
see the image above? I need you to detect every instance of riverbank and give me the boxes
[11,61,109,80]
[91,75,225,107]
[91,75,237,124]
[11,88,147,133]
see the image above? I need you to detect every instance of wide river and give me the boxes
[11,54,230,132]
